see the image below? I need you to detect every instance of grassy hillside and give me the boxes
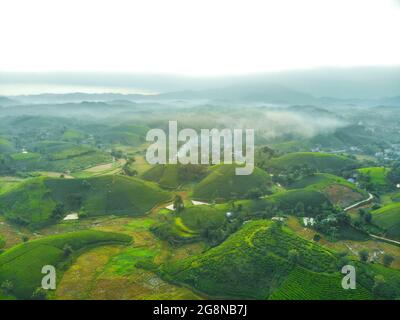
[192,164,272,201]
[372,203,400,240]
[0,175,170,228]
[269,267,371,300]
[0,230,131,299]
[358,167,390,185]
[289,173,367,208]
[152,205,227,243]
[161,220,375,299]
[265,188,330,213]
[289,173,354,190]
[9,141,112,173]
[268,152,358,173]
[142,164,207,189]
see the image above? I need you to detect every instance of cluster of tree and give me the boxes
[271,164,316,186]
[313,207,350,240]
[387,162,400,186]
[122,157,138,176]
[178,164,207,182]
[51,203,66,220]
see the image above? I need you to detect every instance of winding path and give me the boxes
[343,192,374,211]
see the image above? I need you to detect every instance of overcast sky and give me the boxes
[1,0,400,75]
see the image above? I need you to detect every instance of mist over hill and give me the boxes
[1,66,400,103]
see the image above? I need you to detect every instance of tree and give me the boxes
[122,162,138,176]
[51,203,65,219]
[1,280,14,294]
[111,149,124,159]
[313,234,321,242]
[359,249,369,262]
[364,212,372,223]
[82,180,91,189]
[288,249,300,264]
[21,235,29,242]
[173,195,184,213]
[63,244,73,257]
[295,202,305,215]
[383,254,395,267]
[245,188,263,200]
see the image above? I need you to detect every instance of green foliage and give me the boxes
[359,249,369,262]
[371,202,400,240]
[269,152,358,173]
[193,164,272,200]
[0,175,170,228]
[162,220,343,299]
[142,164,207,189]
[0,230,131,299]
[383,254,395,267]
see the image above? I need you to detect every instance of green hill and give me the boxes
[268,152,358,173]
[289,173,367,208]
[161,220,378,299]
[192,164,272,201]
[0,175,170,228]
[372,202,400,240]
[142,164,207,189]
[151,205,227,243]
[9,141,112,173]
[265,188,330,213]
[357,167,390,185]
[0,230,131,299]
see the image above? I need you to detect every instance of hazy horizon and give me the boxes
[1,66,400,99]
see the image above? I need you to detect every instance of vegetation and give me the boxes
[0,175,170,228]
[192,164,272,201]
[161,220,387,299]
[268,152,359,174]
[371,203,400,240]
[0,230,131,299]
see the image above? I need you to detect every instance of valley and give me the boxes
[1,85,400,300]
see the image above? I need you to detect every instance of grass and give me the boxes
[162,220,400,299]
[268,152,358,173]
[9,141,113,173]
[0,175,171,228]
[357,167,390,185]
[162,220,339,299]
[289,173,367,208]
[269,267,372,300]
[192,164,271,200]
[0,230,132,299]
[142,163,207,189]
[371,202,400,239]
[103,246,159,276]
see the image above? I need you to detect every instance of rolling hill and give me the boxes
[0,175,170,228]
[289,173,367,208]
[0,230,131,299]
[371,203,400,240]
[357,167,390,186]
[161,220,381,299]
[142,164,207,189]
[192,164,272,201]
[268,152,358,173]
